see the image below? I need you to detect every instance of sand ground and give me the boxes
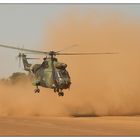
[0,116,140,136]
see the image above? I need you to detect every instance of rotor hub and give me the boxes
[49,51,56,55]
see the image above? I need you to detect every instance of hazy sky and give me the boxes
[0,4,140,78]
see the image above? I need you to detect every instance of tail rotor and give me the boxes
[16,52,22,68]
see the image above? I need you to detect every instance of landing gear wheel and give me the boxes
[34,88,40,93]
[58,92,64,97]
[54,88,57,93]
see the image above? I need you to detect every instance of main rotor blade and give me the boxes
[0,44,48,55]
[0,43,119,56]
[26,58,40,59]
[56,52,119,55]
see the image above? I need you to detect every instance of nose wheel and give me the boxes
[58,92,64,97]
[34,86,40,93]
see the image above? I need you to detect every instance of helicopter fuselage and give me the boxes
[22,54,71,95]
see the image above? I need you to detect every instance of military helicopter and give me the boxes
[0,44,118,96]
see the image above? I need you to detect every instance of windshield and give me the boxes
[58,70,70,78]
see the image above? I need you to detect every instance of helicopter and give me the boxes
[0,44,118,96]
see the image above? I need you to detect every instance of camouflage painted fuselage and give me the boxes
[30,58,71,90]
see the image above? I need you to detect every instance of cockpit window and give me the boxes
[58,70,70,78]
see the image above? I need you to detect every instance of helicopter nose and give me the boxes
[59,81,71,89]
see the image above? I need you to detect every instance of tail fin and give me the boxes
[21,54,31,71]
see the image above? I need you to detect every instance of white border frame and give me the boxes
[0,0,140,3]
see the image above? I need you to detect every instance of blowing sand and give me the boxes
[0,83,139,136]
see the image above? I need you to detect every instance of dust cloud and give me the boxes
[0,10,140,117]
[44,10,140,117]
[0,80,70,117]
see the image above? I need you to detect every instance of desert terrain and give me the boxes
[0,116,140,136]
